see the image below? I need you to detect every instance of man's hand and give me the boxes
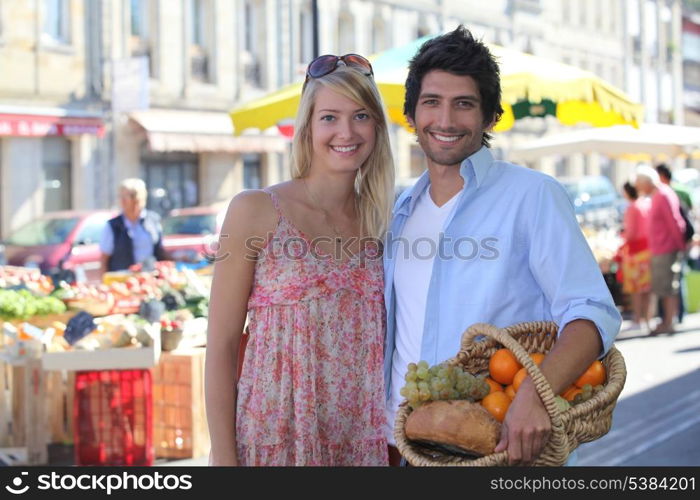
[494,378,551,465]
[492,319,604,465]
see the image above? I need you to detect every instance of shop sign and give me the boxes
[0,114,105,137]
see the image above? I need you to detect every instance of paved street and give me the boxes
[577,314,700,466]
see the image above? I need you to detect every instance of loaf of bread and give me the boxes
[405,400,501,457]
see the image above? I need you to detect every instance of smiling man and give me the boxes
[384,26,622,466]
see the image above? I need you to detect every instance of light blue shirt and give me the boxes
[99,210,155,265]
[383,146,621,399]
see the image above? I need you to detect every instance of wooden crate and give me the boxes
[0,347,48,464]
[42,323,161,371]
[45,370,75,444]
[1,360,73,464]
[152,348,209,459]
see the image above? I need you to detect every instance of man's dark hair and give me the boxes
[655,163,672,182]
[623,181,638,200]
[403,25,504,148]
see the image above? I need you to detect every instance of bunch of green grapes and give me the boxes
[400,361,490,409]
[0,289,66,320]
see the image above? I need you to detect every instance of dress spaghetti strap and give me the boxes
[262,188,284,220]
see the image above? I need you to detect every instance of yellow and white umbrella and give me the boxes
[230,36,643,136]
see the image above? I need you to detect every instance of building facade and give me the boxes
[0,0,104,238]
[0,0,692,239]
[682,9,700,126]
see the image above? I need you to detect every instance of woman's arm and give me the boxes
[205,190,277,466]
[624,204,640,242]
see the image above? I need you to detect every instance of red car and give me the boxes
[162,204,226,262]
[2,210,117,283]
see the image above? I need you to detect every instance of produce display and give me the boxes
[0,266,54,295]
[0,262,211,361]
[0,262,213,465]
[46,314,156,353]
[0,289,66,321]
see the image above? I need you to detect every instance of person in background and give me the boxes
[619,181,652,332]
[656,163,692,324]
[99,178,171,274]
[634,165,685,335]
[656,163,692,212]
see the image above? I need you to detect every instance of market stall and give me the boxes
[0,262,211,465]
[230,36,643,136]
[509,123,700,162]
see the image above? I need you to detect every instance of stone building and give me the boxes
[0,0,690,238]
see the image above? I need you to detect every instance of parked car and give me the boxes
[558,175,625,228]
[162,204,226,262]
[1,210,117,283]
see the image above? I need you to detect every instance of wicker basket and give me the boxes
[394,321,627,466]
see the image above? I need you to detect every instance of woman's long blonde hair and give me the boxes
[291,65,395,240]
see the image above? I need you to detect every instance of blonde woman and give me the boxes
[206,55,394,466]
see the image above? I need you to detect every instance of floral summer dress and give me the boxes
[235,189,388,466]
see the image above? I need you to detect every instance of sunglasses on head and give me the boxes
[304,53,374,83]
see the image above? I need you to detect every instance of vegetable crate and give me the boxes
[0,356,48,464]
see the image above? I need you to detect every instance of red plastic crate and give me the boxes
[73,369,153,466]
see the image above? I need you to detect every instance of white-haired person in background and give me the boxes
[99,178,172,274]
[634,165,686,335]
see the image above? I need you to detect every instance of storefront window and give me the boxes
[189,0,213,82]
[243,0,263,87]
[142,153,199,217]
[42,0,71,45]
[42,137,72,212]
[130,0,149,38]
[243,154,262,189]
[128,0,157,77]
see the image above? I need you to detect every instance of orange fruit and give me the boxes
[529,353,545,365]
[18,327,31,341]
[561,386,582,402]
[489,348,522,385]
[481,391,511,422]
[575,361,606,388]
[504,384,516,400]
[485,377,504,394]
[512,367,528,392]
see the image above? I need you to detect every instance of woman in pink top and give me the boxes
[620,181,652,331]
[635,165,686,335]
[205,56,394,466]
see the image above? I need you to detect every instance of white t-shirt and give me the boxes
[385,184,461,445]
